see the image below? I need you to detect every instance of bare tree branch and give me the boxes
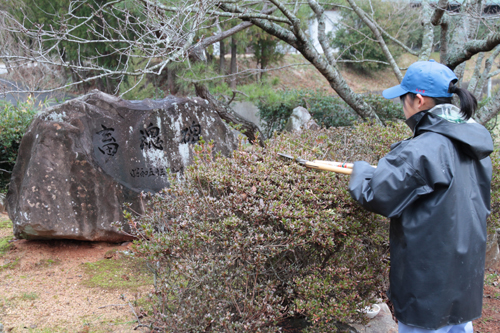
[476,91,500,125]
[194,84,265,146]
[216,1,383,123]
[447,32,500,70]
[372,20,418,57]
[218,2,299,46]
[468,53,485,95]
[431,0,448,25]
[144,0,290,24]
[439,16,449,63]
[345,0,403,82]
[470,46,500,97]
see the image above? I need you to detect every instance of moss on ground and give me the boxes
[0,257,19,272]
[20,291,39,301]
[81,254,153,290]
[35,258,62,268]
[0,217,12,229]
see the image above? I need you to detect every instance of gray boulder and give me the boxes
[7,90,237,241]
[284,106,319,133]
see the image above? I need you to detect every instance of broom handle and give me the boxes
[303,161,352,175]
[313,160,377,169]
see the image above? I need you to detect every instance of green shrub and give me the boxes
[257,89,357,136]
[128,122,416,331]
[362,93,405,122]
[257,89,403,136]
[0,98,40,192]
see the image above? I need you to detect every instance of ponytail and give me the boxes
[447,82,477,120]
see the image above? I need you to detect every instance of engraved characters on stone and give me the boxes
[181,121,201,144]
[96,125,119,160]
[130,167,167,178]
[140,123,164,150]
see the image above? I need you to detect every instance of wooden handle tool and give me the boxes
[278,153,352,175]
[313,160,377,169]
[303,161,353,175]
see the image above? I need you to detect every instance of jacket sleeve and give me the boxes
[348,154,434,218]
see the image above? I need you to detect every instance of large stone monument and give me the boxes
[7,90,238,241]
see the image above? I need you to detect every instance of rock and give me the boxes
[351,303,398,333]
[485,232,500,269]
[6,90,237,242]
[231,101,262,127]
[0,322,3,333]
[284,106,319,133]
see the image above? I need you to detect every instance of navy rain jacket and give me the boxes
[349,104,493,330]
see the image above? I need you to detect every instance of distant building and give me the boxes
[308,10,341,54]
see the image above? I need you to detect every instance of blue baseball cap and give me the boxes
[383,60,457,99]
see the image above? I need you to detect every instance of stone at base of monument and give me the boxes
[351,303,398,333]
[6,90,238,242]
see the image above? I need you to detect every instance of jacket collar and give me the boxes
[405,110,429,134]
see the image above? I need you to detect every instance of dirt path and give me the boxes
[0,214,152,333]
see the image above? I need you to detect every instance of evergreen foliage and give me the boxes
[332,0,420,72]
[0,98,41,192]
[119,53,159,100]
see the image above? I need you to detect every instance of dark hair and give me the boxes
[400,81,477,120]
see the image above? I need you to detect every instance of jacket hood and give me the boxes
[406,104,493,160]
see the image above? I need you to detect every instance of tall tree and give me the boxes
[2,0,500,126]
[230,34,237,88]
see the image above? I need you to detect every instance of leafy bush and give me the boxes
[0,98,40,192]
[361,93,405,122]
[128,122,417,331]
[257,89,403,136]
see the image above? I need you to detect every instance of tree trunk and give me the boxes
[207,49,214,65]
[260,41,268,81]
[96,77,105,93]
[419,1,434,61]
[167,66,176,95]
[219,40,225,74]
[230,35,237,89]
[105,76,114,95]
[194,83,265,147]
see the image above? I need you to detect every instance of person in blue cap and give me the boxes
[349,60,493,333]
